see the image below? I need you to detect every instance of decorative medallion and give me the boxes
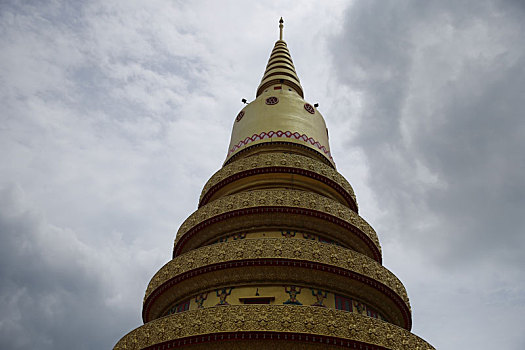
[265,96,279,105]
[304,103,315,114]
[235,111,245,122]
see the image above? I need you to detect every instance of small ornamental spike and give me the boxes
[279,17,284,40]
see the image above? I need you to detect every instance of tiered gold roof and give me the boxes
[114,19,434,350]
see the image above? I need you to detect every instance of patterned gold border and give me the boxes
[225,141,334,168]
[175,189,380,255]
[172,210,379,261]
[147,239,408,314]
[199,153,357,209]
[114,305,434,350]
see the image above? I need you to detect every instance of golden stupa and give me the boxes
[114,18,434,350]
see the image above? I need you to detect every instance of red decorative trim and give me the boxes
[173,206,380,262]
[227,130,333,160]
[144,331,390,349]
[142,258,411,330]
[199,167,357,212]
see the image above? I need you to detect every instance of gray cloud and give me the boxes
[331,1,525,348]
[0,184,138,349]
[1,0,523,349]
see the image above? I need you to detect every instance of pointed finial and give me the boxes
[279,17,284,40]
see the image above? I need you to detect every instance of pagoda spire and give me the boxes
[226,18,333,167]
[256,18,304,98]
[113,20,435,350]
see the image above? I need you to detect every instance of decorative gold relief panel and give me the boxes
[226,141,333,168]
[174,212,378,260]
[175,189,380,253]
[114,305,434,350]
[148,239,407,310]
[200,152,357,208]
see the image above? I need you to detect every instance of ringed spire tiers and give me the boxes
[256,18,304,98]
[114,19,434,350]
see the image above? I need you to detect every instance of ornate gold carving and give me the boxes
[147,239,406,310]
[175,189,380,253]
[114,305,434,350]
[200,153,357,206]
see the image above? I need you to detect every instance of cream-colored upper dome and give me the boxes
[225,19,334,166]
[226,86,333,166]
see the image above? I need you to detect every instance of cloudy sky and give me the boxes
[1,0,524,349]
